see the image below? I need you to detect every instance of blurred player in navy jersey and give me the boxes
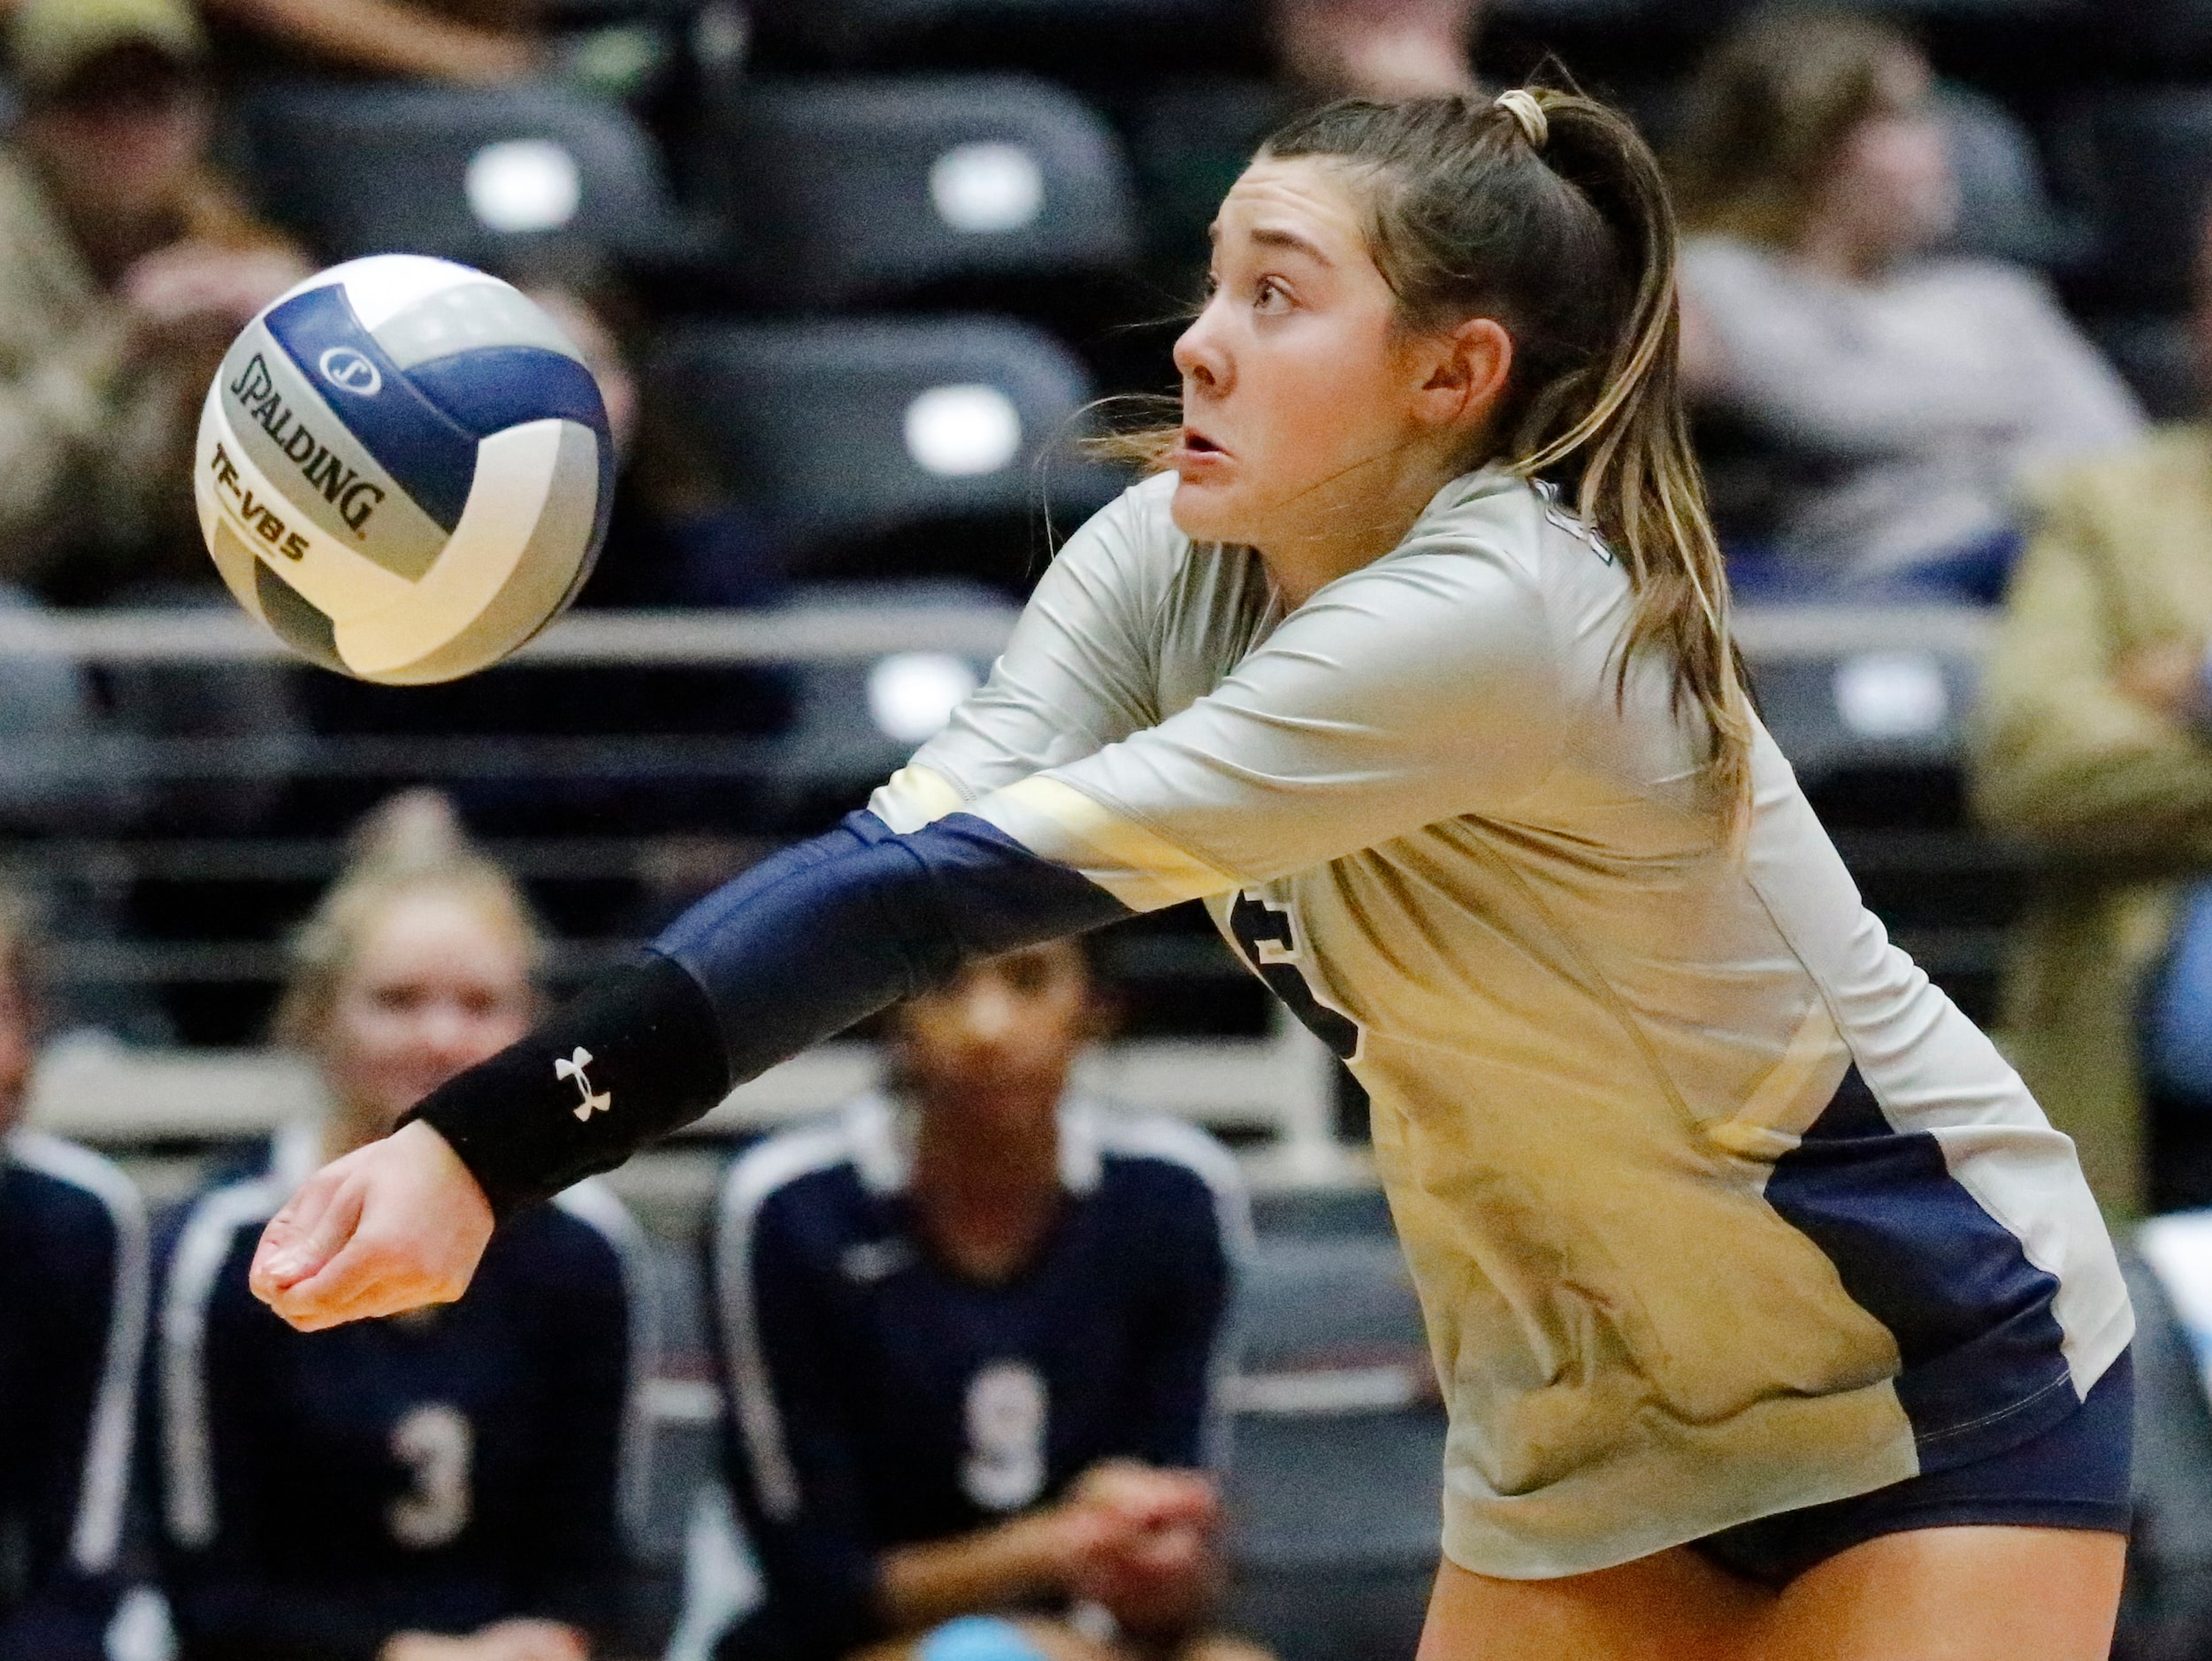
[156,794,656,1661]
[705,938,1271,1661]
[0,888,150,1661]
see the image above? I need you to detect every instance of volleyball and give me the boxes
[192,255,613,685]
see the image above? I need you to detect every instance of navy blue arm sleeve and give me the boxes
[413,811,1129,1217]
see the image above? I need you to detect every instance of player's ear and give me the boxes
[1412,317,1513,431]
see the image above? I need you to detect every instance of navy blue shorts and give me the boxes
[1691,1351,2135,1587]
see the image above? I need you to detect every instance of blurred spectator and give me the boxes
[1271,0,1479,101]
[0,887,152,1661]
[702,940,1266,1661]
[156,792,654,1661]
[0,0,307,601]
[200,0,544,88]
[1975,208,2212,1220]
[1129,0,1481,300]
[1671,6,2141,602]
[530,283,784,609]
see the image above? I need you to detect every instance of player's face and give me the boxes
[319,892,533,1136]
[1170,157,1475,561]
[1810,50,1956,264]
[896,943,1092,1120]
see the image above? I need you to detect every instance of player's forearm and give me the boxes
[407,811,1126,1216]
[217,0,540,82]
[876,1512,1078,1633]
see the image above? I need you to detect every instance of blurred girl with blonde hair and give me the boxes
[157,792,655,1661]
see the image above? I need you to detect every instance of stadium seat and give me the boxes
[694,76,1137,310]
[241,80,698,272]
[646,316,1121,545]
[2054,90,2212,307]
[745,0,1226,62]
[2089,312,2202,420]
[1737,618,1984,786]
[1227,1236,1441,1661]
[1824,0,2084,15]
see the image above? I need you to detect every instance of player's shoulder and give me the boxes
[714,1102,877,1251]
[488,1175,643,1279]
[1309,465,1576,640]
[1075,1098,1250,1240]
[3,1129,143,1259]
[1047,471,1190,592]
[163,1167,294,1324]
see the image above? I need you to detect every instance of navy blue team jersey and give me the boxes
[706,1092,1249,1661]
[156,1125,656,1661]
[0,1131,148,1661]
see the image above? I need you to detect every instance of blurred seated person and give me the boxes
[1273,0,1478,101]
[1671,6,2141,603]
[1131,0,1481,298]
[705,940,1267,1661]
[1972,204,2212,1219]
[200,0,543,87]
[157,792,654,1661]
[0,888,152,1661]
[0,0,306,603]
[531,283,784,610]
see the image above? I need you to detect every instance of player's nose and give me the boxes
[1172,305,1230,396]
[954,983,1021,1045]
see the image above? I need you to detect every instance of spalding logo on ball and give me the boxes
[194,255,612,685]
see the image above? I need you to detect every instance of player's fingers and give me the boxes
[249,1167,364,1300]
[265,1237,407,1332]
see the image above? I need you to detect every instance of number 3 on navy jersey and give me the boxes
[388,1403,473,1549]
[1229,891,1360,1060]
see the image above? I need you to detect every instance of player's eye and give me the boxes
[1254,277,1290,313]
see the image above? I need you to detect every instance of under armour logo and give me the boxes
[554,1047,611,1121]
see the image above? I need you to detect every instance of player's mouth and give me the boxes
[1171,427,1230,476]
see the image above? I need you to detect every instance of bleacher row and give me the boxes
[42,0,2212,1047]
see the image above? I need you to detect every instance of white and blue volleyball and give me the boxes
[194,255,613,685]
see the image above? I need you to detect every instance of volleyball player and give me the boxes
[708,938,1262,1661]
[249,90,2133,1659]
[0,893,149,1661]
[158,796,654,1661]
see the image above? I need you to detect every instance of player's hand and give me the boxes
[124,241,308,348]
[250,1120,494,1331]
[1071,1460,1219,1535]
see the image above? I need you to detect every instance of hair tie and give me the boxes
[1494,88,1549,149]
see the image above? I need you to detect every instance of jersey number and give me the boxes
[961,1360,1047,1513]
[388,1403,473,1549]
[1229,891,1360,1060]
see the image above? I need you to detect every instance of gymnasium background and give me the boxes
[15,0,2212,1657]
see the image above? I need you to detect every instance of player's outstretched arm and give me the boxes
[252,809,1129,1328]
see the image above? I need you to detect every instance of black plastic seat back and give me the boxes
[244,80,688,270]
[2056,90,2212,307]
[647,316,1118,541]
[700,76,1137,309]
